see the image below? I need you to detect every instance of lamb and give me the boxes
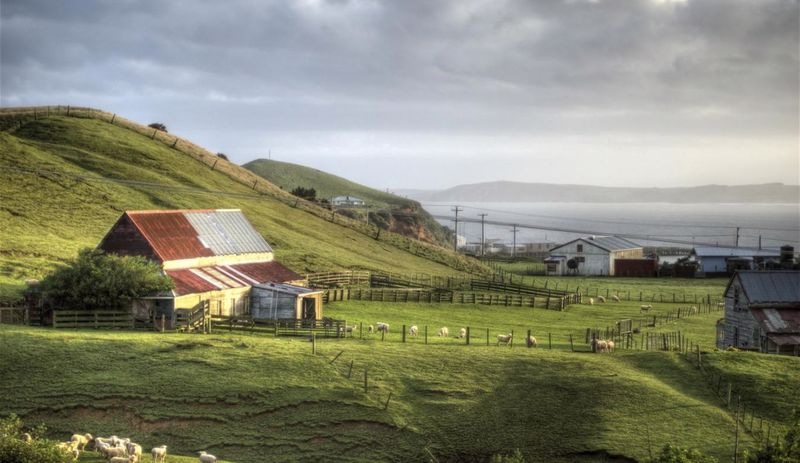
[375,322,389,333]
[588,297,594,306]
[437,327,449,337]
[198,450,218,463]
[640,304,653,312]
[70,433,93,451]
[109,457,138,463]
[102,446,128,459]
[408,325,419,337]
[367,325,374,334]
[611,294,620,302]
[597,295,606,303]
[497,333,512,347]
[151,445,167,463]
[458,328,467,339]
[526,335,537,348]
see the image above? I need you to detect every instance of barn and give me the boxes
[716,270,800,355]
[98,209,321,326]
[546,236,644,276]
[690,246,782,277]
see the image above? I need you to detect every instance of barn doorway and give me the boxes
[302,298,316,320]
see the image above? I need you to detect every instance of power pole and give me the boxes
[735,227,740,248]
[452,206,463,252]
[479,213,488,257]
[511,224,519,259]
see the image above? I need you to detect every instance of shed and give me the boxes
[716,270,800,355]
[690,246,781,277]
[251,283,324,321]
[331,195,366,207]
[547,236,643,276]
[99,209,317,327]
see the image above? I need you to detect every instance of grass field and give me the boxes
[2,314,797,463]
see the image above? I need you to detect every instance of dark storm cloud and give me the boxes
[1,0,797,187]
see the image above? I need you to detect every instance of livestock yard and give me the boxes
[1,276,798,463]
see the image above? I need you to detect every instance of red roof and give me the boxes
[167,261,302,296]
[127,211,214,261]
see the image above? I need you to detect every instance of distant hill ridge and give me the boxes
[408,181,799,203]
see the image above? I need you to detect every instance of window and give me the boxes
[575,256,585,263]
[733,286,740,310]
[577,244,584,253]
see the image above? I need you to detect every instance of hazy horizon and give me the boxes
[2,0,798,190]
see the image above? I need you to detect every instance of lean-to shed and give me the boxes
[98,209,317,325]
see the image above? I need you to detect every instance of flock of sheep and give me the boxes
[359,322,538,348]
[54,432,218,462]
[591,338,616,353]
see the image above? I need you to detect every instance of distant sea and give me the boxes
[421,202,800,251]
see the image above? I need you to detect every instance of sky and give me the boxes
[1,0,798,191]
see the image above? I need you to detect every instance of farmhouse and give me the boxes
[546,236,644,276]
[331,195,366,207]
[716,270,800,355]
[98,209,322,326]
[690,246,782,277]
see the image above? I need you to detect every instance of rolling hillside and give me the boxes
[243,159,451,246]
[0,107,486,300]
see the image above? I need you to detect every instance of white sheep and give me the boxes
[103,446,128,459]
[458,328,467,339]
[199,450,218,463]
[526,335,537,348]
[338,325,354,336]
[437,327,449,337]
[367,324,374,334]
[588,297,594,306]
[151,445,167,463]
[376,322,389,333]
[597,295,606,303]
[606,340,615,352]
[408,325,419,337]
[70,433,93,451]
[611,294,620,302]
[690,306,698,315]
[21,433,32,443]
[640,304,653,312]
[126,442,142,460]
[496,333,512,347]
[94,436,114,448]
[594,339,608,352]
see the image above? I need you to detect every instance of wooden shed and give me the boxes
[250,283,324,321]
[716,270,800,355]
[547,236,643,276]
[98,209,317,327]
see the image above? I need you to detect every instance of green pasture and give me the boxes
[2,321,797,463]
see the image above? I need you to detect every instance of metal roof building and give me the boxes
[690,246,781,277]
[717,270,800,355]
[546,236,644,276]
[98,209,320,327]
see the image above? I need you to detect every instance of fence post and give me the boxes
[527,329,531,348]
[364,368,368,393]
[486,328,490,346]
[384,392,393,410]
[425,325,428,344]
[402,325,406,343]
[347,360,354,379]
[465,327,469,345]
[696,345,701,367]
[161,314,165,333]
[548,332,552,349]
[312,333,317,354]
[569,334,574,352]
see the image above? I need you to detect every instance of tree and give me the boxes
[147,122,168,132]
[0,414,73,463]
[37,248,173,311]
[746,413,800,463]
[490,449,525,463]
[290,186,316,201]
[216,152,229,161]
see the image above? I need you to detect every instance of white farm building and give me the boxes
[545,236,643,276]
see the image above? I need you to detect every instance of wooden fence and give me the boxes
[211,317,347,338]
[324,288,570,310]
[52,310,133,329]
[0,307,26,325]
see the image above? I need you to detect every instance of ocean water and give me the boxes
[421,202,800,250]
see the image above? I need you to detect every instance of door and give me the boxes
[302,298,316,320]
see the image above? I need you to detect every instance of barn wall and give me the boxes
[720,279,761,349]
[614,259,658,277]
[174,287,251,318]
[98,215,160,262]
[251,287,297,320]
[551,240,610,276]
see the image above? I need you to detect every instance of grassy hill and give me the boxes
[244,159,451,246]
[0,107,486,301]
[2,320,797,463]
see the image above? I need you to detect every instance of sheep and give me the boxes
[338,325,355,337]
[588,297,594,306]
[611,294,620,302]
[376,322,389,333]
[94,436,115,448]
[690,306,698,315]
[606,340,615,352]
[21,432,32,443]
[526,335,537,348]
[70,433,93,451]
[198,450,218,463]
[408,325,419,337]
[126,442,142,460]
[151,445,167,463]
[437,327,449,337]
[597,295,606,303]
[496,333,512,347]
[640,304,653,312]
[102,446,128,459]
[594,339,608,352]
[367,324,374,334]
[458,328,467,339]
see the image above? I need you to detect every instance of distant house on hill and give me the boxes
[98,209,322,327]
[689,246,782,277]
[331,195,366,207]
[716,270,800,355]
[546,236,646,276]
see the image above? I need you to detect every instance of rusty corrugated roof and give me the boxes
[735,271,800,304]
[124,209,271,261]
[766,334,800,346]
[750,308,800,334]
[167,261,302,296]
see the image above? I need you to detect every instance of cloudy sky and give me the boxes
[1,0,798,190]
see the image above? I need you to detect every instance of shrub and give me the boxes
[147,122,168,132]
[651,444,718,463]
[0,414,73,463]
[490,449,525,463]
[216,152,229,161]
[37,248,173,311]
[745,413,800,462]
[290,186,317,201]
